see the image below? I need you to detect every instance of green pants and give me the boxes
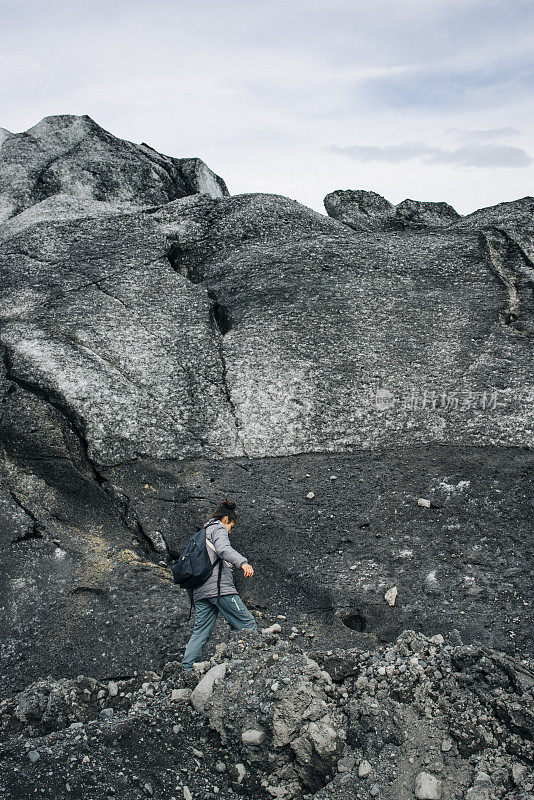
[182,593,257,670]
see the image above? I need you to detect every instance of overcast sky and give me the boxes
[1,0,533,215]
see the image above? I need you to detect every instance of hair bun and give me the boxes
[222,497,237,510]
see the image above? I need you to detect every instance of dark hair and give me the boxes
[202,497,237,525]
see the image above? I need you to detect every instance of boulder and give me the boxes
[395,198,461,228]
[190,663,227,712]
[323,188,396,231]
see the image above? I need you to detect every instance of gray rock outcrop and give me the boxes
[323,189,396,230]
[395,198,461,228]
[0,113,228,224]
[323,190,462,230]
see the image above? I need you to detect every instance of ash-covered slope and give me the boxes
[0,115,532,708]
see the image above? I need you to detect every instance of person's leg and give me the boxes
[182,599,219,669]
[215,594,257,631]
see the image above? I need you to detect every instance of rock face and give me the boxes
[0,114,532,714]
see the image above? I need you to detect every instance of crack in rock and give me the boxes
[481,228,534,336]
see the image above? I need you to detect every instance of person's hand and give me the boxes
[242,563,254,577]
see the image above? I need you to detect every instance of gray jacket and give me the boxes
[192,518,249,602]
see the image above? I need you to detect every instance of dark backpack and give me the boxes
[170,519,223,619]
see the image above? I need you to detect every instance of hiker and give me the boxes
[181,498,257,671]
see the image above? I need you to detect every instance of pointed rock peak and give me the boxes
[0,114,229,224]
[26,113,105,139]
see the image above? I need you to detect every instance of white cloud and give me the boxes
[0,0,533,215]
[447,127,521,141]
[327,141,533,168]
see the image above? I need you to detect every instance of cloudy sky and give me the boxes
[1,0,533,215]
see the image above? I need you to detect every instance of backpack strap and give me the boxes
[205,524,224,599]
[216,560,223,599]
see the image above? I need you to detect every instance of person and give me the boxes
[181,498,257,671]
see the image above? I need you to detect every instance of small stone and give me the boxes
[270,681,280,692]
[183,788,192,800]
[370,784,380,797]
[430,634,444,645]
[358,760,372,778]
[441,739,453,752]
[415,772,441,799]
[100,708,114,719]
[242,728,266,745]
[192,748,203,758]
[235,763,247,783]
[384,586,398,606]
[28,750,40,763]
[425,571,440,591]
[465,788,491,800]
[418,498,431,508]
[337,755,356,774]
[171,688,191,702]
[261,623,282,635]
[512,763,527,785]
[306,491,315,499]
[215,760,226,773]
[107,681,119,697]
[173,725,181,734]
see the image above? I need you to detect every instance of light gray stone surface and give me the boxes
[190,663,227,712]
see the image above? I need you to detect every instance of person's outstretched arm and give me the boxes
[210,525,250,569]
